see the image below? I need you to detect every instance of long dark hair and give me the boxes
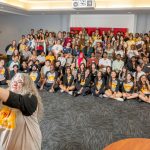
[109,70,117,88]
[138,75,149,90]
[124,73,134,83]
[65,67,72,75]
[79,63,86,73]
[96,70,103,80]
[119,66,128,79]
[134,64,143,81]
[106,66,112,75]
[90,62,97,73]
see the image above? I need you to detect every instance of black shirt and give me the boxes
[3,91,37,116]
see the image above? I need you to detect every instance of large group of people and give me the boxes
[1,28,150,102]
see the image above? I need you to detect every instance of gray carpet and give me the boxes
[39,91,150,150]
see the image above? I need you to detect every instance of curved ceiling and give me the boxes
[0,0,150,15]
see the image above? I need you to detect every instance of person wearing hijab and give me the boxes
[75,52,86,68]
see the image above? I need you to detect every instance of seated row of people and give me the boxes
[0,55,149,103]
[26,61,149,103]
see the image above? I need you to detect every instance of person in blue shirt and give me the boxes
[63,42,72,55]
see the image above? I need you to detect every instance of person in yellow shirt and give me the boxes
[45,51,55,63]
[6,40,17,60]
[126,35,135,51]
[104,71,123,101]
[122,73,138,100]
[138,75,150,103]
[29,65,40,87]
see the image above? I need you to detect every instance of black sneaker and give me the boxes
[124,97,127,101]
[73,91,77,97]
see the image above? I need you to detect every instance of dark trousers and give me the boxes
[0,80,7,85]
[44,83,53,91]
[91,87,104,97]
[75,83,90,96]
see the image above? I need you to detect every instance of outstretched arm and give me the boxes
[0,87,10,102]
[0,88,37,116]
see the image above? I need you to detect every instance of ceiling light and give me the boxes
[128,12,131,13]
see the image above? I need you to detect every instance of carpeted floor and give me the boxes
[39,91,150,150]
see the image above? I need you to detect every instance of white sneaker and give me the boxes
[103,94,108,98]
[68,91,73,95]
[99,94,103,98]
[77,91,80,94]
[60,89,64,93]
[115,97,124,101]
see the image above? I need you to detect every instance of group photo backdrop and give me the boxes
[70,14,136,33]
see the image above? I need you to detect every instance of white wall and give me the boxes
[0,14,70,53]
[136,14,150,33]
[70,14,136,32]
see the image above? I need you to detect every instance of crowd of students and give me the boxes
[1,28,150,102]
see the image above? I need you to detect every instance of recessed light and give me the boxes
[128,12,131,13]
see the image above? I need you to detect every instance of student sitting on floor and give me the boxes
[29,64,40,87]
[103,66,112,85]
[77,63,86,79]
[90,62,98,85]
[40,60,50,80]
[59,67,75,95]
[0,60,7,85]
[40,64,58,93]
[91,70,105,98]
[122,73,138,100]
[138,75,150,103]
[55,60,63,85]
[20,61,28,73]
[104,71,123,101]
[74,68,91,96]
[10,65,19,79]
[133,64,145,82]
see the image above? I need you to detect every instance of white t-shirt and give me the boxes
[105,49,114,59]
[133,71,145,81]
[42,65,50,75]
[135,40,144,46]
[92,39,102,47]
[37,55,46,63]
[112,60,124,71]
[52,44,63,54]
[99,58,111,72]
[127,50,139,58]
[115,50,124,58]
[58,57,66,67]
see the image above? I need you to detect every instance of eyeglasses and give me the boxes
[12,80,24,85]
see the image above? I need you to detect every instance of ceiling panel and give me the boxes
[0,0,150,15]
